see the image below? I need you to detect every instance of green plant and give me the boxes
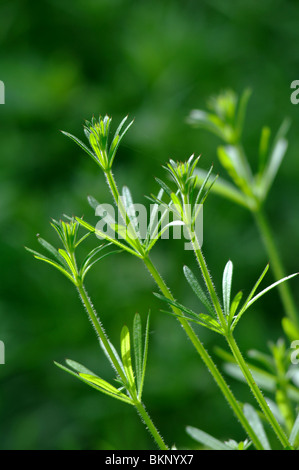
[187,89,299,333]
[152,156,299,449]
[26,110,299,450]
[26,217,168,450]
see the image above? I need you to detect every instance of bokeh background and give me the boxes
[1,0,299,450]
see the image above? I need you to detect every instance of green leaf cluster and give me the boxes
[55,312,150,406]
[62,115,134,172]
[25,217,117,286]
[155,261,298,336]
[187,89,290,210]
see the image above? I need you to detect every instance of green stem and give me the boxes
[190,231,291,448]
[253,207,299,329]
[227,333,291,448]
[143,255,263,450]
[77,283,127,384]
[105,170,127,222]
[190,233,227,329]
[105,169,145,256]
[105,168,263,449]
[134,400,169,450]
[77,282,168,450]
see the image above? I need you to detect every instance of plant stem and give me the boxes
[104,168,263,449]
[227,333,291,448]
[105,169,127,223]
[143,255,263,450]
[190,231,291,448]
[253,207,299,329]
[189,233,226,328]
[77,282,168,450]
[105,169,145,256]
[134,400,169,450]
[77,283,127,384]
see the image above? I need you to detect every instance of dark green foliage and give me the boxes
[2,0,299,450]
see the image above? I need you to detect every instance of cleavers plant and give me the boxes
[26,105,299,450]
[187,90,299,334]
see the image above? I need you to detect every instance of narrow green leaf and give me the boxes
[155,293,224,335]
[217,145,252,195]
[170,192,183,219]
[258,126,271,176]
[193,165,213,210]
[222,260,233,317]
[37,237,66,267]
[186,109,227,141]
[232,264,269,330]
[281,317,299,343]
[133,313,143,396]
[65,359,97,376]
[215,346,299,401]
[122,186,141,237]
[79,374,120,394]
[109,117,134,165]
[80,244,106,271]
[99,338,126,379]
[197,313,224,334]
[154,293,200,321]
[54,361,131,404]
[76,217,141,258]
[289,412,299,446]
[61,131,99,165]
[50,219,65,244]
[183,266,216,317]
[243,403,271,450]
[81,249,120,281]
[194,169,253,209]
[147,188,164,236]
[197,172,219,207]
[25,247,75,284]
[235,88,252,140]
[111,223,141,252]
[120,325,135,390]
[223,362,277,393]
[155,177,173,198]
[87,195,100,211]
[247,350,275,372]
[75,232,90,248]
[140,311,150,399]
[79,373,133,404]
[229,291,243,323]
[186,426,230,450]
[160,308,224,335]
[224,439,251,450]
[259,138,288,200]
[58,249,77,278]
[75,217,96,233]
[246,272,298,311]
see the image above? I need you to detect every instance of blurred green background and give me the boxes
[1,0,299,450]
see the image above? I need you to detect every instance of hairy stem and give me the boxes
[104,168,263,449]
[253,207,299,329]
[134,400,169,450]
[227,333,291,448]
[77,282,168,450]
[143,255,263,450]
[190,231,291,448]
[77,283,127,383]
